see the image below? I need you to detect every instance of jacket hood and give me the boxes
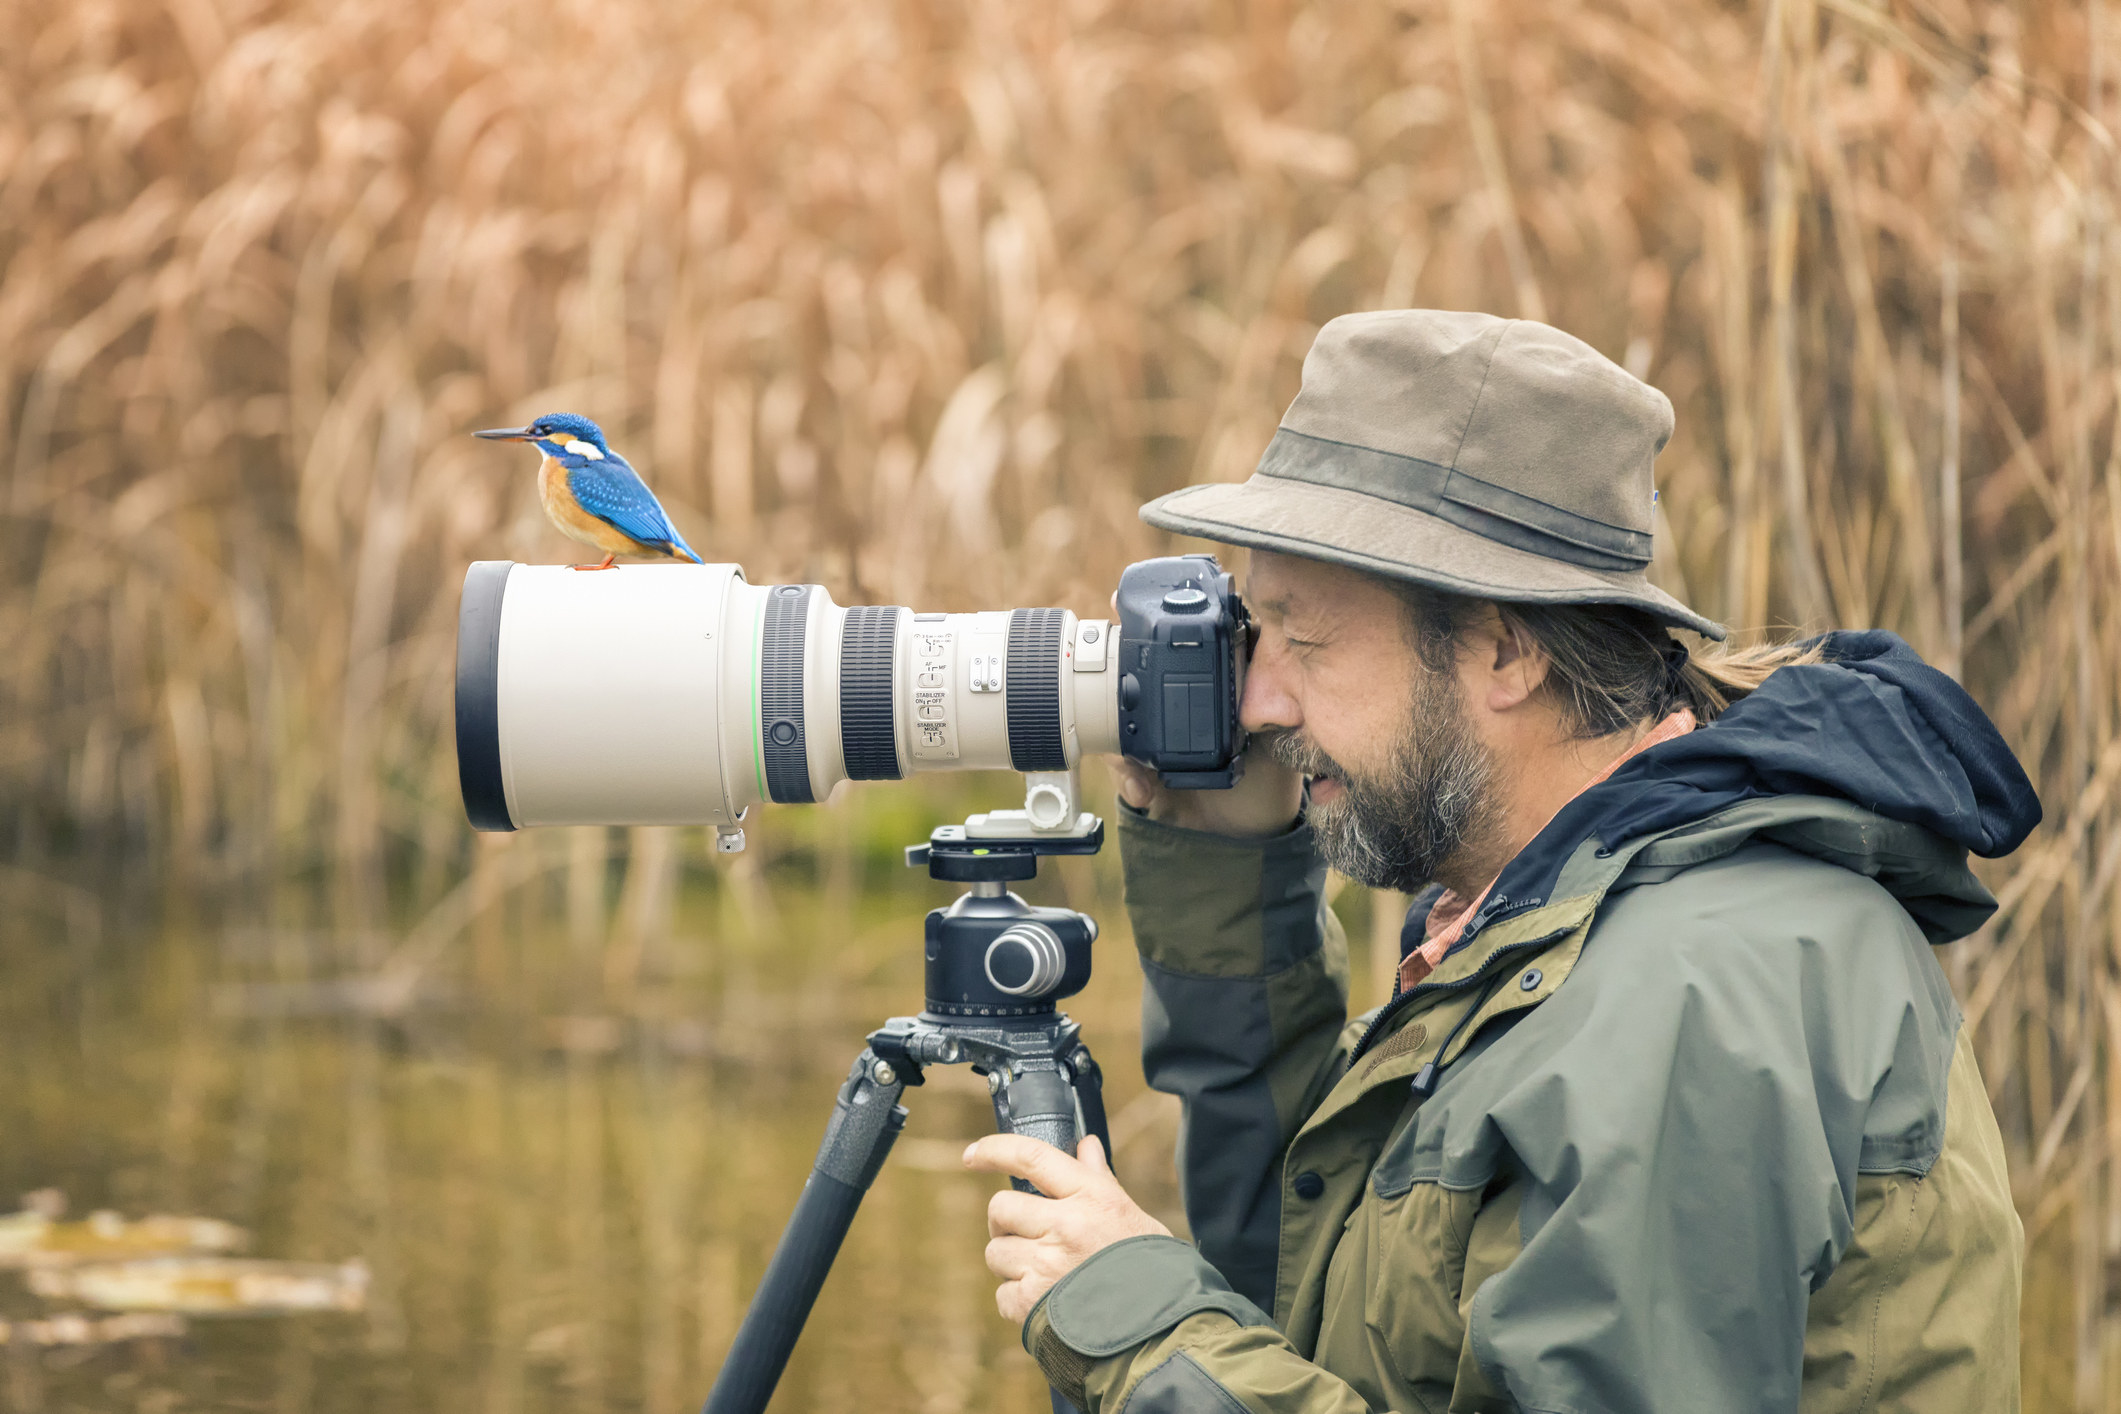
[1421,631,2043,954]
[1589,630,2040,858]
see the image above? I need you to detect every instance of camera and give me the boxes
[451,557,1247,1413]
[454,554,1248,838]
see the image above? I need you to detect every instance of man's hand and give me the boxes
[1113,733,1305,838]
[963,1134,1171,1324]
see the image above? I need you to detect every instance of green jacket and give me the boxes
[1026,798,2021,1412]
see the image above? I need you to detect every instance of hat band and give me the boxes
[1255,429,1653,573]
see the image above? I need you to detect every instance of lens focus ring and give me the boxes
[1006,608,1067,771]
[984,923,1066,997]
[839,606,902,780]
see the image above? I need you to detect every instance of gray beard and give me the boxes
[1269,670,1497,895]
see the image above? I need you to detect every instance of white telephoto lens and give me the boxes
[457,562,1121,830]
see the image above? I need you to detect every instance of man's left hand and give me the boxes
[963,1133,1171,1324]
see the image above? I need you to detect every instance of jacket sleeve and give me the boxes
[1023,1237,1374,1414]
[1116,805,1351,1311]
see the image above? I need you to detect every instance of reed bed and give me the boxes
[1,0,2116,1403]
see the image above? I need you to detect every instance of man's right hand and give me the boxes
[1111,734,1305,839]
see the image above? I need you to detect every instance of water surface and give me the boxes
[0,812,1212,1414]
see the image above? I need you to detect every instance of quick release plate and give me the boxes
[906,820,1106,882]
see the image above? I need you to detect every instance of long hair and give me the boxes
[1395,586,1825,738]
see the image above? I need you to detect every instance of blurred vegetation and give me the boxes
[2,0,2118,1405]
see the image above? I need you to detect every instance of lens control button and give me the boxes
[1073,618,1110,672]
[768,720,799,745]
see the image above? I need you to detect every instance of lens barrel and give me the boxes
[453,562,1120,830]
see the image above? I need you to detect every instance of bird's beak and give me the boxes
[473,426,536,441]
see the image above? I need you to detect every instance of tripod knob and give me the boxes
[984,923,1066,997]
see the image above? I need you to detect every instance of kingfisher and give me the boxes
[474,413,703,570]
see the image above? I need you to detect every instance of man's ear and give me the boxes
[1483,609,1550,711]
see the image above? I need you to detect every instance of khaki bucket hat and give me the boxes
[1141,309,1726,640]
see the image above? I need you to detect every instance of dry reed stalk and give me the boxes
[1,0,2117,1399]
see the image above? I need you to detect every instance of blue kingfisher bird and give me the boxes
[474,413,703,570]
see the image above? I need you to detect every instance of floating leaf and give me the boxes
[0,1312,187,1346]
[0,1210,248,1269]
[27,1258,368,1316]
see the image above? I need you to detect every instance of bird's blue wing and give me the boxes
[565,455,686,551]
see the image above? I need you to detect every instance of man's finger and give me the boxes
[963,1134,1090,1197]
[1112,760,1156,811]
[983,1234,1038,1281]
[1075,1134,1111,1176]
[996,1277,1035,1324]
[988,1187,1056,1240]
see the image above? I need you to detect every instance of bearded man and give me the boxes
[963,310,2041,1412]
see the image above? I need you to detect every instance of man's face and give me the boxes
[1240,552,1497,894]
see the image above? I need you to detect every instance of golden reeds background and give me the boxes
[3,0,2119,1406]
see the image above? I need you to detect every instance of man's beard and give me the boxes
[1270,667,1498,895]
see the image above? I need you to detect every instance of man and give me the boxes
[963,310,2041,1412]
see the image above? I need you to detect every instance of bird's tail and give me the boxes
[667,532,704,565]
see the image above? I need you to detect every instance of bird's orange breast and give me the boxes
[539,455,650,556]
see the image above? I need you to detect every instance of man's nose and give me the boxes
[1240,642,1300,734]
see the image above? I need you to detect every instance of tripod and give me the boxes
[701,811,1113,1414]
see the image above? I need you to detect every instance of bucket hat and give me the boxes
[1140,309,1726,640]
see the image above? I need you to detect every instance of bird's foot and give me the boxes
[570,555,619,572]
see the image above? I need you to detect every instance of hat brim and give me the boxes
[1141,476,1727,641]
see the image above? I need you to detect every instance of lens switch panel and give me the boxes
[910,625,960,762]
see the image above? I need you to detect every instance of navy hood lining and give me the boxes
[1401,630,2040,964]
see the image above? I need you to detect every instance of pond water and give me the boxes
[6,818,2083,1410]
[0,805,1293,1414]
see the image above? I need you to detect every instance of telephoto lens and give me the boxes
[454,554,1245,837]
[455,562,1124,835]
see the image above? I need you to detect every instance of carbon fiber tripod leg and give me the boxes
[702,1025,1113,1414]
[700,1049,907,1414]
[1068,1039,1112,1159]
